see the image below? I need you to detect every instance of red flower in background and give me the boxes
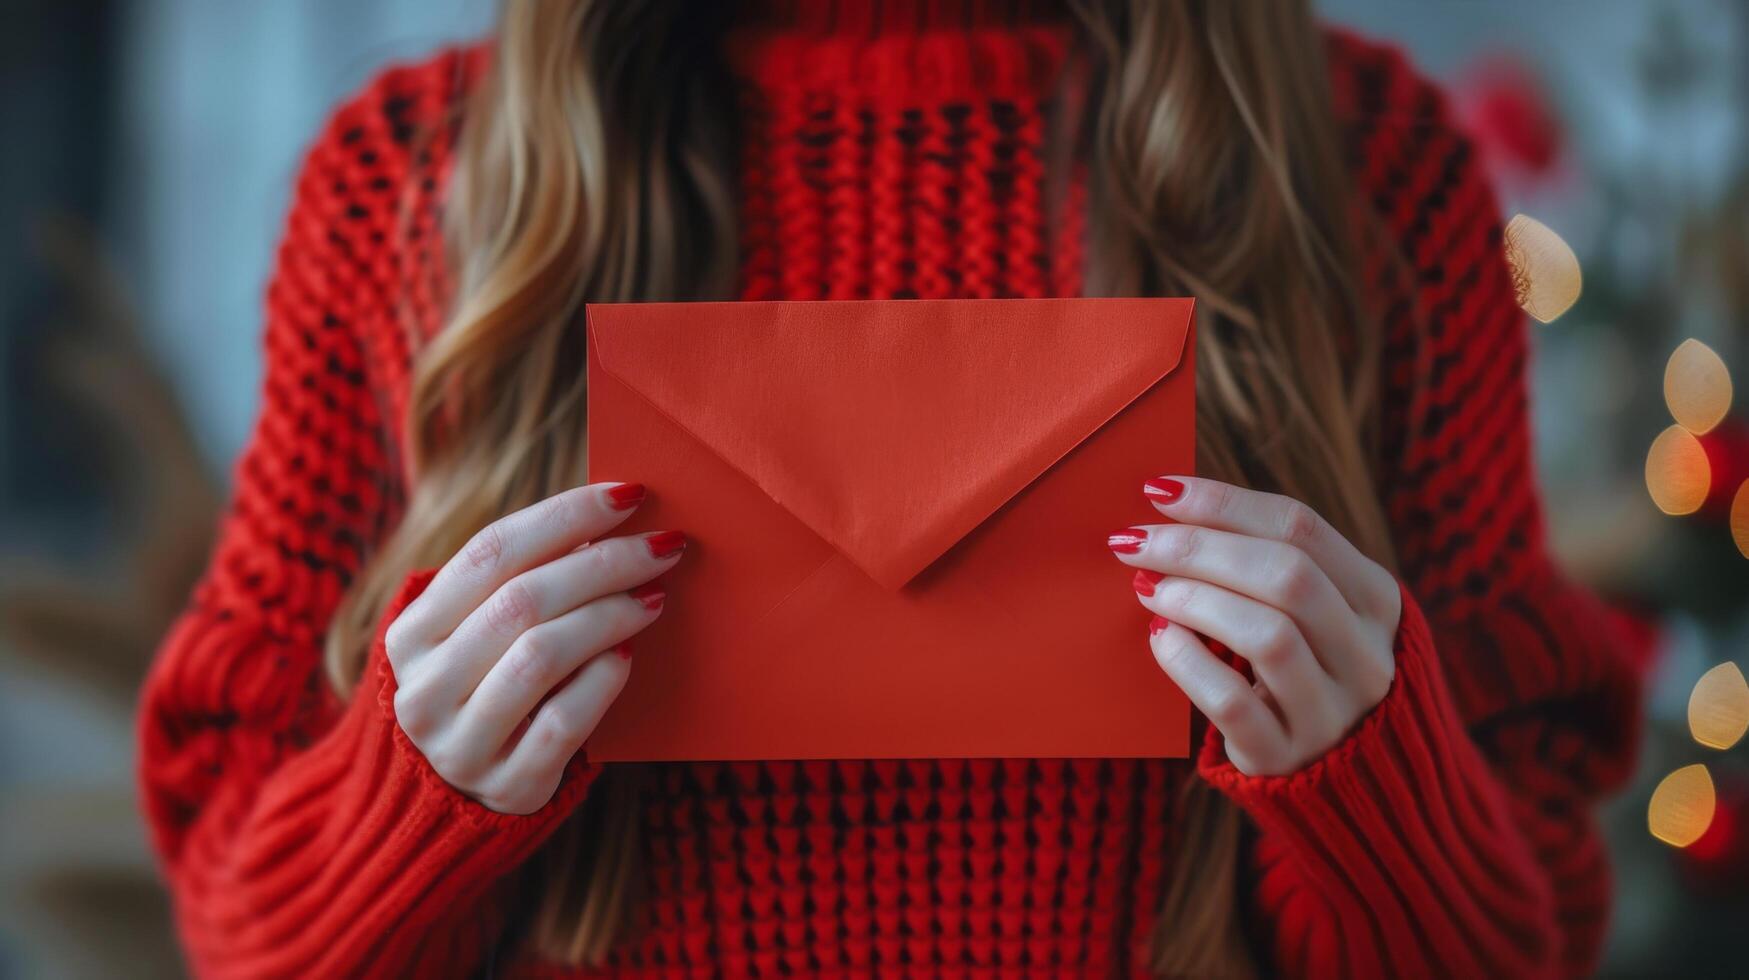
[1698,417,1749,518]
[1456,55,1566,185]
[1680,774,1749,894]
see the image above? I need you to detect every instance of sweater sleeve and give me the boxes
[137,54,597,979]
[1198,35,1646,980]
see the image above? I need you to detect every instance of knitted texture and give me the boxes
[139,7,1643,978]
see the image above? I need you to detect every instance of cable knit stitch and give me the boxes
[140,6,1642,977]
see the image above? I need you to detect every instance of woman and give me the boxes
[139,1,1642,976]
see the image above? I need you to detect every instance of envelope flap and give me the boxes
[588,298,1194,589]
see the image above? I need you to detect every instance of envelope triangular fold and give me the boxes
[588,298,1193,589]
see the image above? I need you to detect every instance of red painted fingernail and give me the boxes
[605,482,646,510]
[645,530,687,560]
[1149,615,1170,637]
[1107,527,1148,554]
[611,641,634,660]
[1143,478,1183,504]
[629,581,666,611]
[1133,570,1165,597]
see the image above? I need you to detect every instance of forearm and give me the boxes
[1204,586,1565,979]
[145,572,597,978]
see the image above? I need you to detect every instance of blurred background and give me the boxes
[2,0,1745,976]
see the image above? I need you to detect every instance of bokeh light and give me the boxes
[1688,662,1749,750]
[1732,480,1749,558]
[1503,213,1582,323]
[1649,764,1717,848]
[1645,425,1712,515]
[1664,339,1733,434]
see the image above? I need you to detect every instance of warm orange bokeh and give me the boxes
[1504,214,1582,323]
[1645,425,1712,515]
[1648,764,1717,848]
[1664,339,1733,435]
[1688,662,1749,750]
[1732,480,1749,558]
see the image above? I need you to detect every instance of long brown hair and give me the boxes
[325,1,1395,974]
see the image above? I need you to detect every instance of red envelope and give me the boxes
[585,298,1194,761]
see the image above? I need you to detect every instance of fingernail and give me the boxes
[1133,570,1165,597]
[610,641,634,660]
[606,482,646,510]
[1143,477,1183,505]
[645,530,687,560]
[629,581,666,611]
[1148,615,1170,637]
[1107,527,1148,554]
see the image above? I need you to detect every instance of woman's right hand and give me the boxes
[382,481,682,814]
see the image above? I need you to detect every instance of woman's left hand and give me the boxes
[1107,476,1403,777]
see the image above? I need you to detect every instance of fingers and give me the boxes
[1110,522,1368,680]
[473,650,633,815]
[1122,479,1404,775]
[455,587,662,755]
[1146,617,1290,775]
[429,530,684,698]
[396,482,648,644]
[382,481,670,815]
[1141,476,1399,620]
[1135,572,1346,745]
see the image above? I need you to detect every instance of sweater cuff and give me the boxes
[1196,584,1557,974]
[282,569,598,971]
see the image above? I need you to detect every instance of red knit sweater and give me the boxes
[139,5,1644,977]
